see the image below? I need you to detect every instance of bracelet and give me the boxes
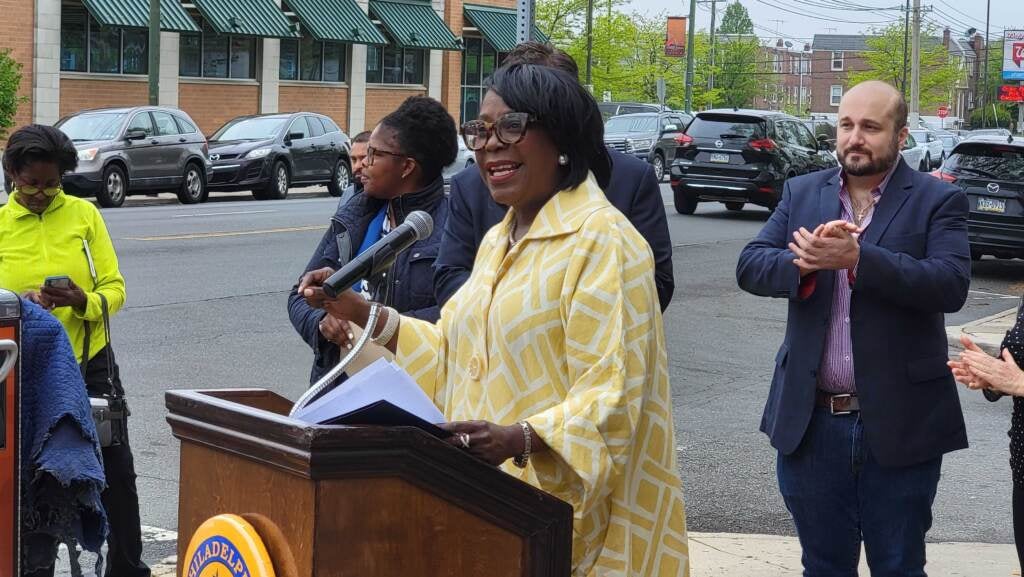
[371,306,399,346]
[512,421,532,468]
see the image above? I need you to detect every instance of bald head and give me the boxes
[841,80,907,133]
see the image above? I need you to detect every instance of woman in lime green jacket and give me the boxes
[1,125,149,577]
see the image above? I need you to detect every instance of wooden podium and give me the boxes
[166,389,573,577]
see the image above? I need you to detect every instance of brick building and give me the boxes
[0,0,541,135]
[751,39,812,115]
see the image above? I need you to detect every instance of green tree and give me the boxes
[0,49,25,140]
[711,35,763,108]
[717,1,754,35]
[846,22,959,112]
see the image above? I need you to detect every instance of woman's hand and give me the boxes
[961,347,1024,397]
[298,267,336,309]
[948,335,991,390]
[319,315,354,350]
[440,420,525,466]
[23,290,53,309]
[39,279,87,311]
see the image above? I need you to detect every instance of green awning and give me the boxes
[369,0,461,51]
[80,0,200,32]
[192,0,298,37]
[463,4,546,53]
[286,0,387,44]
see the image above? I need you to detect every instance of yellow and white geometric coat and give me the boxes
[396,175,690,576]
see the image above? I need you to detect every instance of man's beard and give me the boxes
[839,135,900,176]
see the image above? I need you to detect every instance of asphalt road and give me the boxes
[87,185,1024,568]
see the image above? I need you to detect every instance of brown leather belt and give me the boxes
[815,391,860,415]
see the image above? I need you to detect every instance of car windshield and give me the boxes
[686,116,765,139]
[57,112,127,141]
[605,116,658,133]
[212,117,287,141]
[948,144,1024,180]
[971,129,1010,137]
[909,130,928,141]
[940,136,956,145]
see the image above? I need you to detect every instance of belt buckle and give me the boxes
[830,393,854,415]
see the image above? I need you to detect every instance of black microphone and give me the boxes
[321,210,433,298]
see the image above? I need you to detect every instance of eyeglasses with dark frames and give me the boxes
[460,112,536,151]
[366,146,411,167]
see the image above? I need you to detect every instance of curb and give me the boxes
[946,307,1017,356]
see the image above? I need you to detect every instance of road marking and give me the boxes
[142,525,179,542]
[968,289,1019,299]
[123,225,326,241]
[171,210,276,218]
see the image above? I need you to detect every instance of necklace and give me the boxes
[851,196,875,227]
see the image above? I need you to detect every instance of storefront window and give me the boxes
[460,37,502,122]
[366,32,425,86]
[179,21,258,79]
[279,37,347,83]
[60,4,149,75]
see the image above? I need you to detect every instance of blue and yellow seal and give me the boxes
[182,514,276,577]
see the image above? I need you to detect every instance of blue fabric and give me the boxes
[736,159,971,467]
[352,207,388,291]
[777,407,942,577]
[433,148,675,312]
[19,299,107,572]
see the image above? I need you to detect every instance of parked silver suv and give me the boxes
[57,106,211,207]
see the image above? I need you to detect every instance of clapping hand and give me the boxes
[789,220,862,277]
[948,335,993,391]
[952,335,1024,397]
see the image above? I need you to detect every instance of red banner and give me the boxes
[998,85,1024,102]
[666,17,687,57]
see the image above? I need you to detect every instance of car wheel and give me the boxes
[327,158,351,197]
[96,164,127,208]
[257,160,289,201]
[176,162,206,204]
[970,248,983,261]
[673,187,698,215]
[725,202,744,212]
[921,155,931,172]
[652,153,665,182]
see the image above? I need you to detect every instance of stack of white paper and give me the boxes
[292,358,445,426]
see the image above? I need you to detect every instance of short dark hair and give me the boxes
[3,124,78,176]
[502,42,580,78]
[379,96,457,184]
[892,95,908,132]
[485,64,610,191]
[352,131,371,144]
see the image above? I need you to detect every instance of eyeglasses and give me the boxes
[15,185,63,197]
[366,146,409,167]
[460,112,535,151]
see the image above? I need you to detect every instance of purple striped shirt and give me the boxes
[818,163,898,393]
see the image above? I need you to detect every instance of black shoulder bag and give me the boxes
[81,239,128,447]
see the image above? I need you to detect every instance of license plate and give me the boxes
[976,197,1006,213]
[709,153,730,164]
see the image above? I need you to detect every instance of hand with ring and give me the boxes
[439,420,525,466]
[319,315,354,350]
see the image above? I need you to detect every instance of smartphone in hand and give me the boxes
[43,275,71,290]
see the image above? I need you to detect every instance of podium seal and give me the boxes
[182,514,276,577]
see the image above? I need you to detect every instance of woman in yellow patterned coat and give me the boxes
[299,63,689,576]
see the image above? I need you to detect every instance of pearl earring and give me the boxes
[558,154,569,166]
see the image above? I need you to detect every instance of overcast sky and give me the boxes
[624,0,1023,45]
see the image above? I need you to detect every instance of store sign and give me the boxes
[998,85,1024,102]
[666,17,687,57]
[1003,30,1024,80]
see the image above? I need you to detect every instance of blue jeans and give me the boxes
[777,406,943,577]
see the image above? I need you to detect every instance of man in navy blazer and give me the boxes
[737,81,970,576]
[433,43,674,312]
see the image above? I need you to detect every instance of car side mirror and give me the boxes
[287,132,304,142]
[125,129,147,141]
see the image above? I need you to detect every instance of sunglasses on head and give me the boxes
[460,112,535,151]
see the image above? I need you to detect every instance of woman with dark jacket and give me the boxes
[950,299,1024,567]
[288,96,456,387]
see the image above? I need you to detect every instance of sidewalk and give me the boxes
[947,305,1021,355]
[689,532,1020,576]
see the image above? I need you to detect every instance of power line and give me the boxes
[753,0,899,25]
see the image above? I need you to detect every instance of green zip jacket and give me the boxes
[0,192,126,363]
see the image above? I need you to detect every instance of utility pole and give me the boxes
[981,0,991,127]
[901,0,910,97]
[909,0,921,129]
[684,0,697,113]
[706,0,721,96]
[147,0,160,105]
[585,0,593,90]
[515,0,535,44]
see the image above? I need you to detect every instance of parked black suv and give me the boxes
[207,112,352,201]
[670,109,837,214]
[932,135,1024,260]
[604,111,693,181]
